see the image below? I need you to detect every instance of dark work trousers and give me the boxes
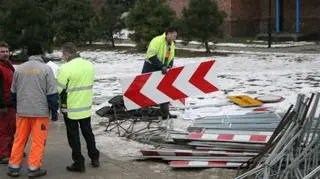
[141,61,160,74]
[0,108,16,158]
[63,116,100,165]
[142,61,170,118]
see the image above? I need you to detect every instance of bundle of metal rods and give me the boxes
[236,93,320,179]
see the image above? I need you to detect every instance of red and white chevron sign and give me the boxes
[120,60,219,110]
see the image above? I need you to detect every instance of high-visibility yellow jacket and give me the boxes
[146,33,175,67]
[57,57,94,120]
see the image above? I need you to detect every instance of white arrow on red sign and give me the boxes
[120,60,219,110]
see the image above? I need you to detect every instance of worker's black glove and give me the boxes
[51,111,58,121]
[160,66,168,75]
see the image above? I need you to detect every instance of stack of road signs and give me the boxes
[169,160,247,168]
[140,111,282,168]
[190,112,281,131]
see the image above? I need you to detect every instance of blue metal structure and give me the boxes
[275,0,301,33]
[276,0,280,32]
[296,0,300,33]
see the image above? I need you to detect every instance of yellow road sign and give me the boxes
[228,95,263,108]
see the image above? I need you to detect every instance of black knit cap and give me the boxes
[27,41,43,56]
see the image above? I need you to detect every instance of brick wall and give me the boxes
[165,0,189,17]
[259,0,276,34]
[217,0,232,38]
[164,0,234,37]
[300,0,320,33]
[228,0,261,37]
[165,0,261,37]
[260,0,320,34]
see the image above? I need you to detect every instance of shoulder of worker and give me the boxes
[61,57,93,69]
[150,33,166,43]
[73,56,93,65]
[16,55,45,70]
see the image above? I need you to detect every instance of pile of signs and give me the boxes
[139,97,283,169]
[139,93,320,177]
[236,93,320,179]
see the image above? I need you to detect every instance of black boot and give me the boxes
[169,114,177,119]
[28,168,47,178]
[91,159,100,168]
[7,167,20,177]
[66,163,85,172]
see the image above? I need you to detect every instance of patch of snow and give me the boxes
[94,128,152,161]
[176,40,316,48]
[113,29,134,40]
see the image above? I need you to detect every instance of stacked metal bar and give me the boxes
[236,93,320,179]
[140,105,283,168]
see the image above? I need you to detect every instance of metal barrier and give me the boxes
[236,93,320,179]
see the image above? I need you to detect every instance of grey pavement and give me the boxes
[0,121,238,179]
[0,121,168,179]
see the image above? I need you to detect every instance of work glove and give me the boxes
[51,111,58,121]
[160,65,168,75]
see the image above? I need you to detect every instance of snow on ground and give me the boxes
[111,29,316,48]
[176,40,316,48]
[47,49,320,161]
[92,125,152,161]
[112,29,134,40]
[93,40,316,49]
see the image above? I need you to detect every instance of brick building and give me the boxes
[164,0,320,39]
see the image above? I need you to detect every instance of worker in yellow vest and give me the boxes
[142,26,178,119]
[57,42,99,173]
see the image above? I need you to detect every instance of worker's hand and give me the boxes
[161,66,168,75]
[51,111,58,121]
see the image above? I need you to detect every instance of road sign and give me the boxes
[121,60,219,110]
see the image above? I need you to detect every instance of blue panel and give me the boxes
[276,0,280,32]
[296,0,300,33]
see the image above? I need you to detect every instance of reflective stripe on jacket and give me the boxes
[145,33,175,66]
[57,57,94,120]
